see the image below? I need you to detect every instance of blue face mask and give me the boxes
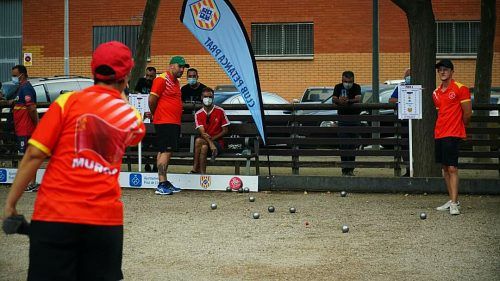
[187,78,197,85]
[11,76,19,85]
[404,76,411,85]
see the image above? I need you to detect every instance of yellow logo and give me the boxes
[190,0,220,31]
[200,175,211,189]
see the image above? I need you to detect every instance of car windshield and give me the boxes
[301,88,334,102]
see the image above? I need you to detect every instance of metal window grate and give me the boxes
[436,21,480,55]
[251,23,314,57]
[93,25,149,58]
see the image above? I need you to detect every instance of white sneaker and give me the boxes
[436,200,460,211]
[449,203,460,215]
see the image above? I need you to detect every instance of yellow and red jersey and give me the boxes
[28,85,145,226]
[150,72,183,125]
[432,80,471,139]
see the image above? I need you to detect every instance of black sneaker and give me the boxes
[24,183,40,193]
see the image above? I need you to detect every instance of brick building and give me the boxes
[4,0,500,101]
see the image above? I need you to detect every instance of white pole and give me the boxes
[409,119,413,177]
[138,142,142,172]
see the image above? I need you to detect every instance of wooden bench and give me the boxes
[123,117,260,175]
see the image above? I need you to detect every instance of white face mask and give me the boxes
[203,97,213,106]
[343,82,353,90]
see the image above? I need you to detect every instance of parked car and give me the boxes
[1,75,93,105]
[1,76,94,120]
[384,79,405,85]
[214,84,290,117]
[296,85,394,127]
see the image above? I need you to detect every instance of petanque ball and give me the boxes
[420,212,427,220]
[342,225,349,233]
[268,206,275,213]
[238,188,243,193]
[340,191,347,197]
[289,207,296,213]
[243,187,250,193]
[226,187,232,192]
[211,203,217,210]
[249,196,255,202]
[253,212,260,219]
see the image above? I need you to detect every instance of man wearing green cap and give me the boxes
[149,56,190,195]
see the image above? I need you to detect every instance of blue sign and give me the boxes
[129,173,142,187]
[181,0,267,144]
[0,169,6,183]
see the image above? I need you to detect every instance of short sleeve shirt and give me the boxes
[134,77,153,95]
[28,85,145,226]
[332,83,362,115]
[181,82,207,103]
[432,80,471,139]
[150,72,182,125]
[195,106,230,148]
[13,81,37,136]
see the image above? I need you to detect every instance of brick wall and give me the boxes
[22,0,499,101]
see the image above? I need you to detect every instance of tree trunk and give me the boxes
[474,0,496,104]
[472,0,496,161]
[129,0,161,92]
[392,0,441,177]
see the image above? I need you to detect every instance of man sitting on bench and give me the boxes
[191,87,230,174]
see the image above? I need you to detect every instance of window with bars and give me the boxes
[93,25,149,58]
[436,21,480,56]
[251,23,314,58]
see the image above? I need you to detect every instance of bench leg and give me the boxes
[235,162,240,175]
[255,156,260,175]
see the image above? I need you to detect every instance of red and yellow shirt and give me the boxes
[195,106,230,148]
[29,85,145,226]
[432,80,471,139]
[150,72,182,125]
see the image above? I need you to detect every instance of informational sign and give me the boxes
[24,53,33,66]
[0,168,259,192]
[128,93,151,123]
[398,85,422,120]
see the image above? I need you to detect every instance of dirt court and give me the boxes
[1,187,499,281]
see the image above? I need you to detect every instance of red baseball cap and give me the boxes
[91,41,134,81]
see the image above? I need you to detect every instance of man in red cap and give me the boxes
[433,59,472,215]
[149,56,189,195]
[3,41,145,280]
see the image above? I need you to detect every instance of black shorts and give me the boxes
[435,137,461,167]
[28,221,123,281]
[154,124,180,152]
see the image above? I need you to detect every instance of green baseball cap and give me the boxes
[170,56,190,68]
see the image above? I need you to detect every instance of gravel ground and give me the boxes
[1,188,499,281]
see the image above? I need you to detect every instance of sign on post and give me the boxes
[128,93,151,172]
[398,85,422,120]
[128,93,151,123]
[396,85,422,178]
